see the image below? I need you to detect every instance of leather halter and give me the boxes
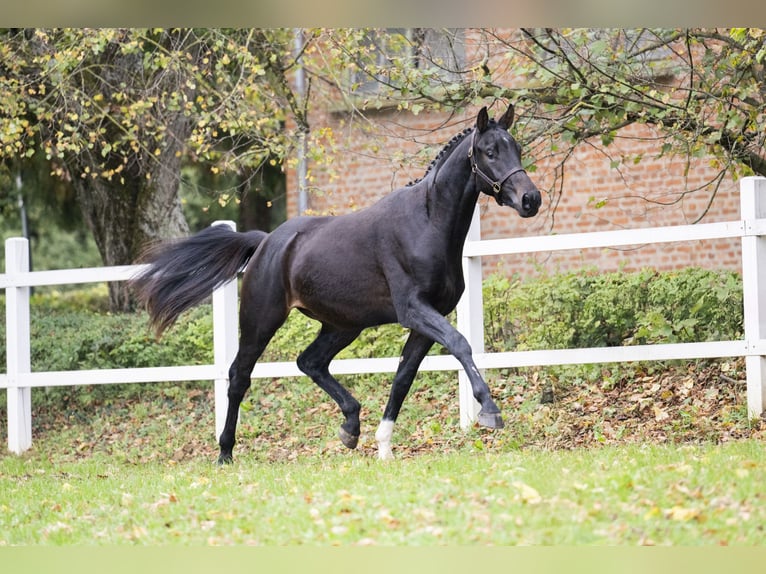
[467,129,526,202]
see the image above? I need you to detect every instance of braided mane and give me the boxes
[406,126,474,187]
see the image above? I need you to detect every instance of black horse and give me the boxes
[131,105,541,463]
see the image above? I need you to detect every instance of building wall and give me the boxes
[286,104,742,281]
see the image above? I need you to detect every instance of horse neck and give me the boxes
[426,134,479,246]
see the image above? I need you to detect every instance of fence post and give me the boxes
[211,221,239,442]
[5,238,32,453]
[456,205,484,428]
[741,176,766,419]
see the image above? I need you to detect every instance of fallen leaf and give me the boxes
[512,481,542,505]
[653,405,669,422]
[666,506,700,522]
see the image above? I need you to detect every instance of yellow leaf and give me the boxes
[643,506,661,520]
[512,481,542,505]
[667,506,700,522]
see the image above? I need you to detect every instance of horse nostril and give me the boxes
[522,193,531,211]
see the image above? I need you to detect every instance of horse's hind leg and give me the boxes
[376,331,434,460]
[296,326,362,449]
[218,303,288,465]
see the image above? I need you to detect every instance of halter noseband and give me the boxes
[467,129,526,201]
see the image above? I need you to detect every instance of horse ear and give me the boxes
[498,104,515,130]
[477,106,489,132]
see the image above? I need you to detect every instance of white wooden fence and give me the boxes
[2,177,766,454]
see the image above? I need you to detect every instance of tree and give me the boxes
[3,28,764,308]
[502,29,765,210]
[0,28,300,309]
[317,28,766,217]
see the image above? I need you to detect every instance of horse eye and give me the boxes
[485,149,494,158]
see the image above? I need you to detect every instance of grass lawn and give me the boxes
[2,439,765,545]
[2,356,766,546]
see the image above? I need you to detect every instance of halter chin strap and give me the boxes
[468,129,527,202]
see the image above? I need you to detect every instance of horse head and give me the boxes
[470,105,541,218]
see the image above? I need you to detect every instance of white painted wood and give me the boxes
[5,238,32,454]
[0,264,145,288]
[462,220,746,257]
[740,177,766,418]
[456,205,483,428]
[470,341,747,369]
[212,221,239,441]
[1,340,748,390]
[20,365,219,387]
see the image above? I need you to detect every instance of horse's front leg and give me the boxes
[399,299,504,429]
[375,331,434,460]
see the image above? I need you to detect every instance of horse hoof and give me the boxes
[338,427,359,449]
[377,446,394,461]
[478,411,505,429]
[217,453,233,465]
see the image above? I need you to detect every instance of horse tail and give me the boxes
[131,225,268,336]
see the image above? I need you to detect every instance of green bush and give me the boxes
[24,304,214,372]
[639,267,744,343]
[484,267,743,352]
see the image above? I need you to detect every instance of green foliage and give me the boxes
[260,310,441,364]
[0,286,213,376]
[484,267,743,352]
[0,28,299,287]
[26,305,213,373]
[640,267,744,343]
[1,210,101,273]
[260,312,321,362]
[178,166,240,232]
[0,29,293,174]
[29,284,111,312]
[510,29,766,178]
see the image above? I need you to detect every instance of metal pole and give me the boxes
[293,28,308,216]
[16,174,32,273]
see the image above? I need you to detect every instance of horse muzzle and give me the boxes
[498,184,541,218]
[519,188,541,218]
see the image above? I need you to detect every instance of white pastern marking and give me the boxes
[375,420,395,461]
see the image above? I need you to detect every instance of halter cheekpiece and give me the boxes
[468,129,526,202]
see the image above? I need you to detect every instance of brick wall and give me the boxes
[286,105,743,281]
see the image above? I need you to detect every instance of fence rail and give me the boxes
[3,177,766,454]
